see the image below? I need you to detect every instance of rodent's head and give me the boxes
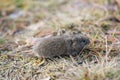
[72,33,90,44]
[71,35,90,55]
[78,36,90,45]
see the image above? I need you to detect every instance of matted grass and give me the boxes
[0,0,120,80]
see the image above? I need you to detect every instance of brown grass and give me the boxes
[0,0,120,80]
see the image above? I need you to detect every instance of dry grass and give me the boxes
[0,0,120,80]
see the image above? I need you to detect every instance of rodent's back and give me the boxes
[33,31,90,58]
[33,36,68,58]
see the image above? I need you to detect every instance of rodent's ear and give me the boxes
[65,38,73,46]
[72,37,78,42]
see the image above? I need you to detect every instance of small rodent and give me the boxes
[33,31,90,58]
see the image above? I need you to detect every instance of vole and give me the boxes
[33,31,90,58]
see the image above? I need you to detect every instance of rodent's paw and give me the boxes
[71,51,78,56]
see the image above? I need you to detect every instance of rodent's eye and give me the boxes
[82,38,90,44]
[82,39,86,43]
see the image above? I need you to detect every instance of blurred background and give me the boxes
[0,0,120,40]
[0,0,120,56]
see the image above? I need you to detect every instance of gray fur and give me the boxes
[33,32,90,58]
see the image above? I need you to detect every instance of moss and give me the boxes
[15,0,24,8]
[0,37,6,44]
[106,71,120,79]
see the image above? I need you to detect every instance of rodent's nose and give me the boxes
[86,38,90,44]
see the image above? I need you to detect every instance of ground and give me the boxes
[0,0,120,80]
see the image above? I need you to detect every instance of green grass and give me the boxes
[0,37,6,44]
